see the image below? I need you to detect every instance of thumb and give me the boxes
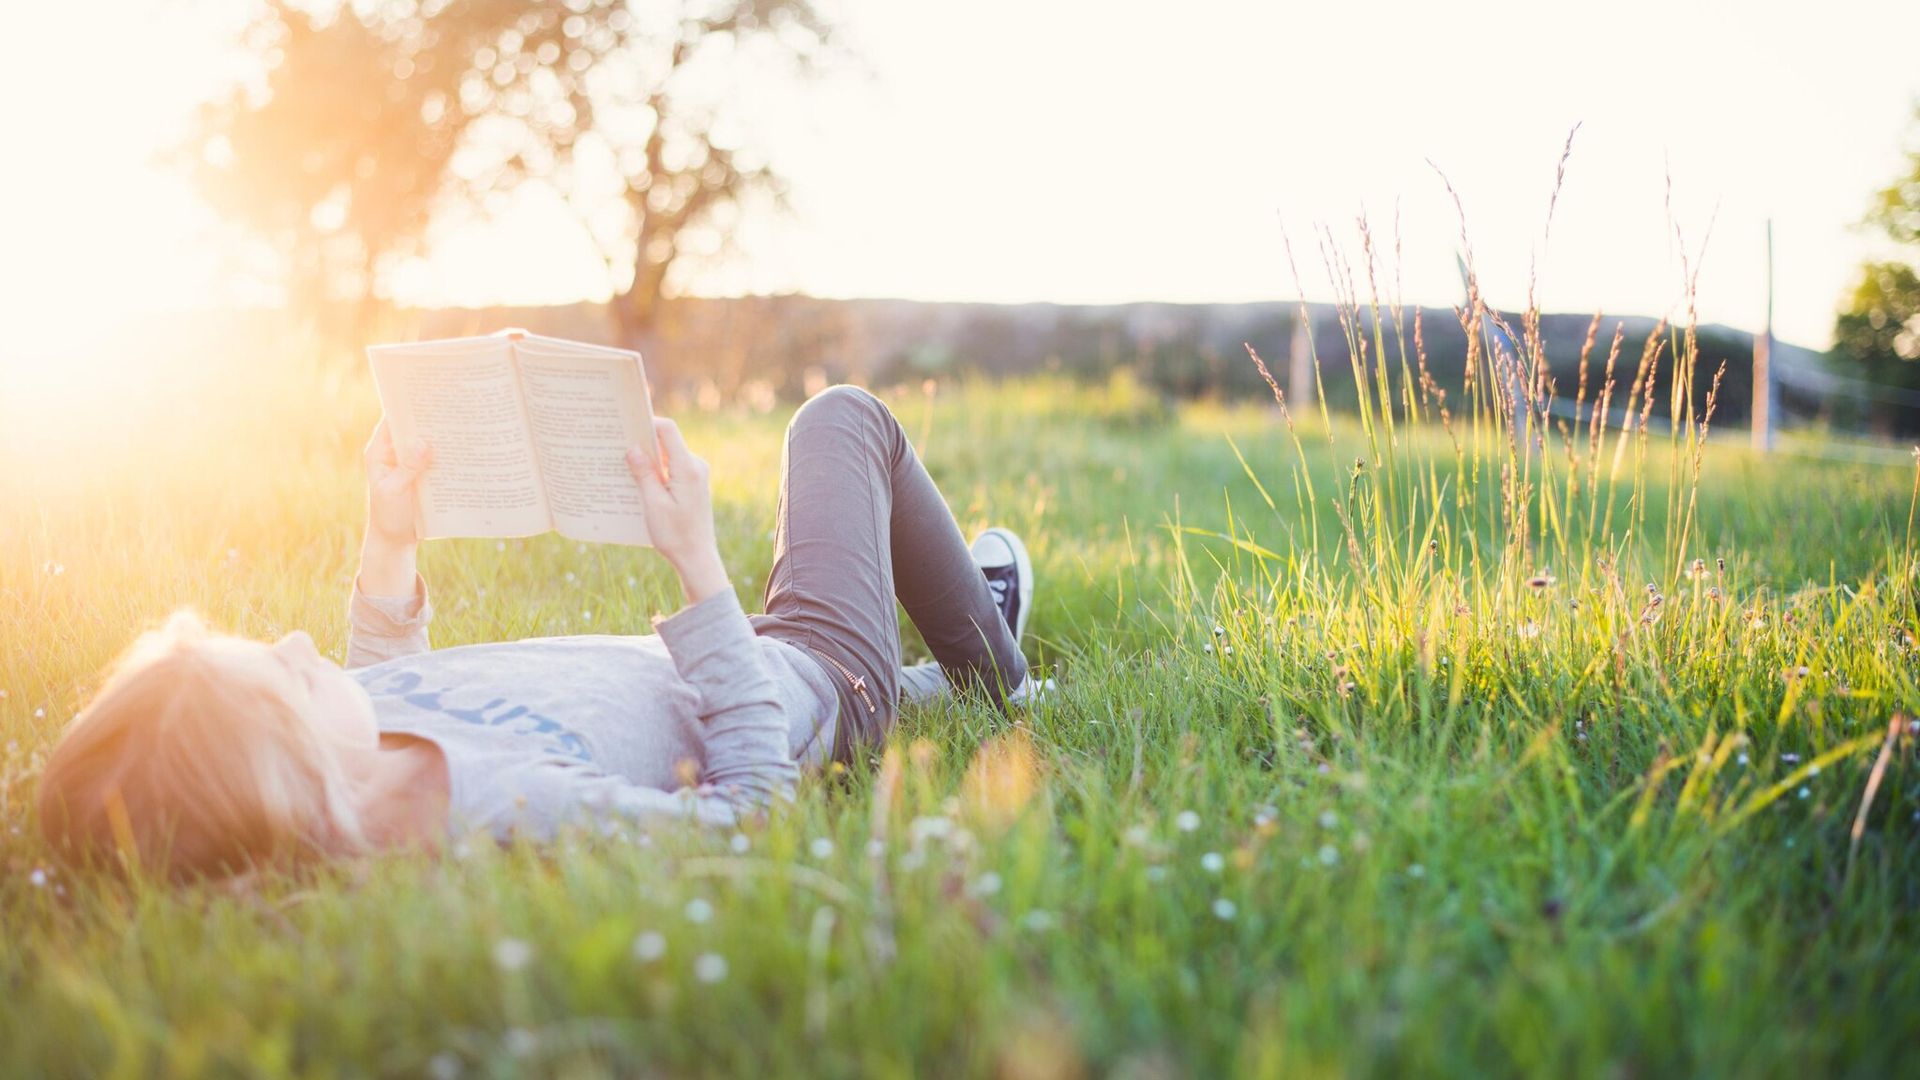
[627,445,667,494]
[391,438,433,485]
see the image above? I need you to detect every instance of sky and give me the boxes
[2,0,1918,359]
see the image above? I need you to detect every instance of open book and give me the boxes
[367,330,656,545]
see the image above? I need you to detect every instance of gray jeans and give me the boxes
[748,386,1028,764]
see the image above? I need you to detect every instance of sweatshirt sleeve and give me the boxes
[344,572,433,669]
[649,589,800,813]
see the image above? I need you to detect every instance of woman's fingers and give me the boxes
[390,438,433,486]
[653,417,696,480]
[627,445,667,496]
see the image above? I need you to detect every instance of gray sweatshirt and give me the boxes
[344,576,839,841]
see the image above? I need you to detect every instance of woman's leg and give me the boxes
[749,386,1027,763]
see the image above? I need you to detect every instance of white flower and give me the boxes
[1516,621,1541,640]
[576,543,588,555]
[1808,764,1820,777]
[1200,852,1225,873]
[1317,844,1340,867]
[969,872,1003,897]
[1317,809,1338,829]
[729,833,750,854]
[1175,810,1200,833]
[1781,753,1801,764]
[495,541,506,552]
[1212,624,1224,636]
[1203,643,1214,653]
[684,898,713,924]
[1737,753,1749,766]
[29,868,47,888]
[492,937,533,972]
[1798,787,1810,800]
[1124,825,1152,847]
[564,571,577,583]
[504,1028,538,1058]
[581,610,592,621]
[427,1051,462,1080]
[631,931,666,962]
[693,953,728,983]
[1212,898,1237,920]
[1407,863,1426,879]
[909,816,953,843]
[809,837,835,859]
[865,838,886,858]
[33,708,44,719]
[1020,910,1057,932]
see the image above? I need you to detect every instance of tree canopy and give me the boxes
[186,0,834,351]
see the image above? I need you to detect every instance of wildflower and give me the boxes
[1317,809,1338,829]
[1175,810,1200,833]
[1223,646,1233,655]
[1808,764,1820,777]
[1021,910,1058,932]
[626,576,638,587]
[581,610,592,622]
[1212,625,1224,637]
[576,543,588,555]
[1124,825,1152,847]
[809,837,835,859]
[969,872,1003,897]
[1909,718,1920,734]
[1688,558,1707,580]
[865,838,886,858]
[1201,852,1225,873]
[492,937,533,972]
[1317,844,1340,867]
[42,561,64,576]
[495,541,506,552]
[1429,539,1440,555]
[33,708,44,719]
[1737,753,1749,766]
[693,953,728,983]
[632,932,667,962]
[504,1029,538,1058]
[1407,863,1426,879]
[29,868,47,888]
[564,571,576,583]
[1203,643,1213,654]
[729,833,750,854]
[427,1052,462,1080]
[1516,622,1541,640]
[1716,557,1726,573]
[684,898,713,924]
[1212,898,1238,920]
[1781,753,1802,764]
[1798,787,1810,800]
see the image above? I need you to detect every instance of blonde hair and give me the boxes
[36,611,369,882]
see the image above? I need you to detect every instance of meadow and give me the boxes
[4,312,1920,1076]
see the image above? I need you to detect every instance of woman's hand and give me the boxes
[627,417,729,604]
[360,420,432,597]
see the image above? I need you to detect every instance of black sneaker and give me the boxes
[971,527,1032,644]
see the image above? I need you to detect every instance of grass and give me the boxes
[4,306,1920,1077]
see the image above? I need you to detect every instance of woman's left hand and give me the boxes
[363,419,433,551]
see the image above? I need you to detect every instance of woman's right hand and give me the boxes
[628,417,729,603]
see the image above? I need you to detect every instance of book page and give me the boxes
[366,339,551,539]
[514,338,655,546]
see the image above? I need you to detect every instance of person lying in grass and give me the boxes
[36,386,1038,883]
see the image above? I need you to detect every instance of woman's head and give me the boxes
[36,611,380,882]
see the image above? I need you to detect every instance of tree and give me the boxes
[187,0,835,359]
[1831,103,1920,431]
